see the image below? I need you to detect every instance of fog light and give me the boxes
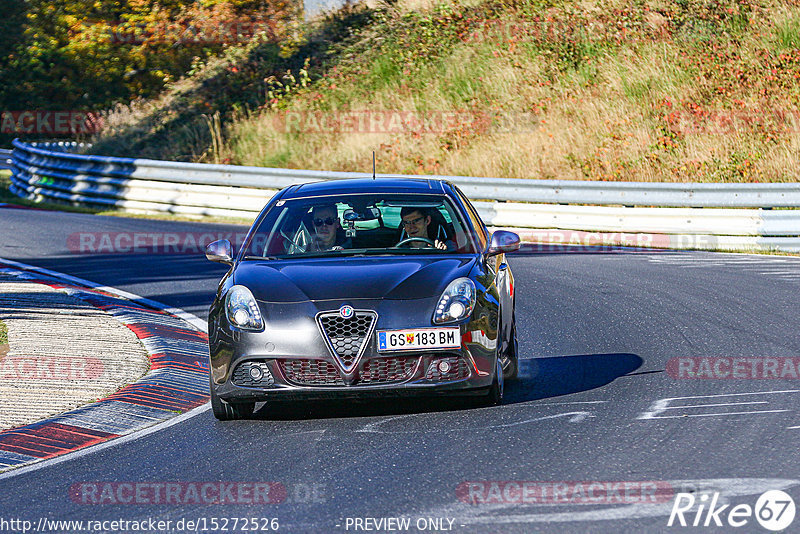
[438,360,451,374]
[249,365,264,381]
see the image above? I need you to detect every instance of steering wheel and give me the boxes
[395,237,435,248]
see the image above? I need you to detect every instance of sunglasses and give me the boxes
[401,216,425,227]
[313,217,336,227]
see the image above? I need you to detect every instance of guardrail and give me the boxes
[0,149,11,170]
[8,139,800,252]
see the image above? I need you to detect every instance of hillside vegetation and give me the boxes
[0,0,296,146]
[0,0,296,110]
[89,0,800,182]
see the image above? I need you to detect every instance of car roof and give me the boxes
[280,178,450,199]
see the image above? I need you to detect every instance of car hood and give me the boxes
[234,256,478,302]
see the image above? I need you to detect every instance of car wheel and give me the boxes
[500,308,519,381]
[210,384,254,421]
[483,357,504,406]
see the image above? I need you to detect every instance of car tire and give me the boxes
[211,385,254,421]
[500,309,519,381]
[483,357,504,406]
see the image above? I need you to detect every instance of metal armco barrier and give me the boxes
[0,149,11,170]
[9,140,800,252]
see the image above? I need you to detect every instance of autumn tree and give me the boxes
[0,0,297,127]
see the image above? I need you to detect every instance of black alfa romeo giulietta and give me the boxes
[205,178,519,420]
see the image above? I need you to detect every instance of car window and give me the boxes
[241,194,478,259]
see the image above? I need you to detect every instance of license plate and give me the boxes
[377,328,461,352]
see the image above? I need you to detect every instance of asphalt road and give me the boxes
[1,206,800,533]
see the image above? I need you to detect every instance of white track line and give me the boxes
[662,389,800,400]
[0,257,211,481]
[646,409,790,419]
[664,401,769,409]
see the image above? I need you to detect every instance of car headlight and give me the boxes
[225,285,264,331]
[433,278,476,324]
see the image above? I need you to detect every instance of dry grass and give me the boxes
[84,0,800,183]
[215,0,800,181]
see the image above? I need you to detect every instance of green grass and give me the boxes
[775,13,800,50]
[0,319,7,346]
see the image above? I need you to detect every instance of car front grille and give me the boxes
[425,355,471,381]
[232,360,275,387]
[280,359,344,386]
[360,357,418,384]
[317,311,377,372]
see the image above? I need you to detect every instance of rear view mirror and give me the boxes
[342,208,381,221]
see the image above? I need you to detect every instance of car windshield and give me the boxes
[241,194,478,259]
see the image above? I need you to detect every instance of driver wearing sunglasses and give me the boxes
[310,204,350,251]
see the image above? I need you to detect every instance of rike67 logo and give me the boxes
[668,490,795,531]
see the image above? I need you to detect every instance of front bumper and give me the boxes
[213,352,493,402]
[208,299,498,402]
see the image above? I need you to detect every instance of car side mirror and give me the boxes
[486,230,520,257]
[205,239,233,265]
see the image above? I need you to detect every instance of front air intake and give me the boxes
[232,360,275,387]
[280,359,344,386]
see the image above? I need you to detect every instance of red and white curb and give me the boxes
[0,260,210,473]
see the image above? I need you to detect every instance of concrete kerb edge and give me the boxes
[0,262,210,474]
